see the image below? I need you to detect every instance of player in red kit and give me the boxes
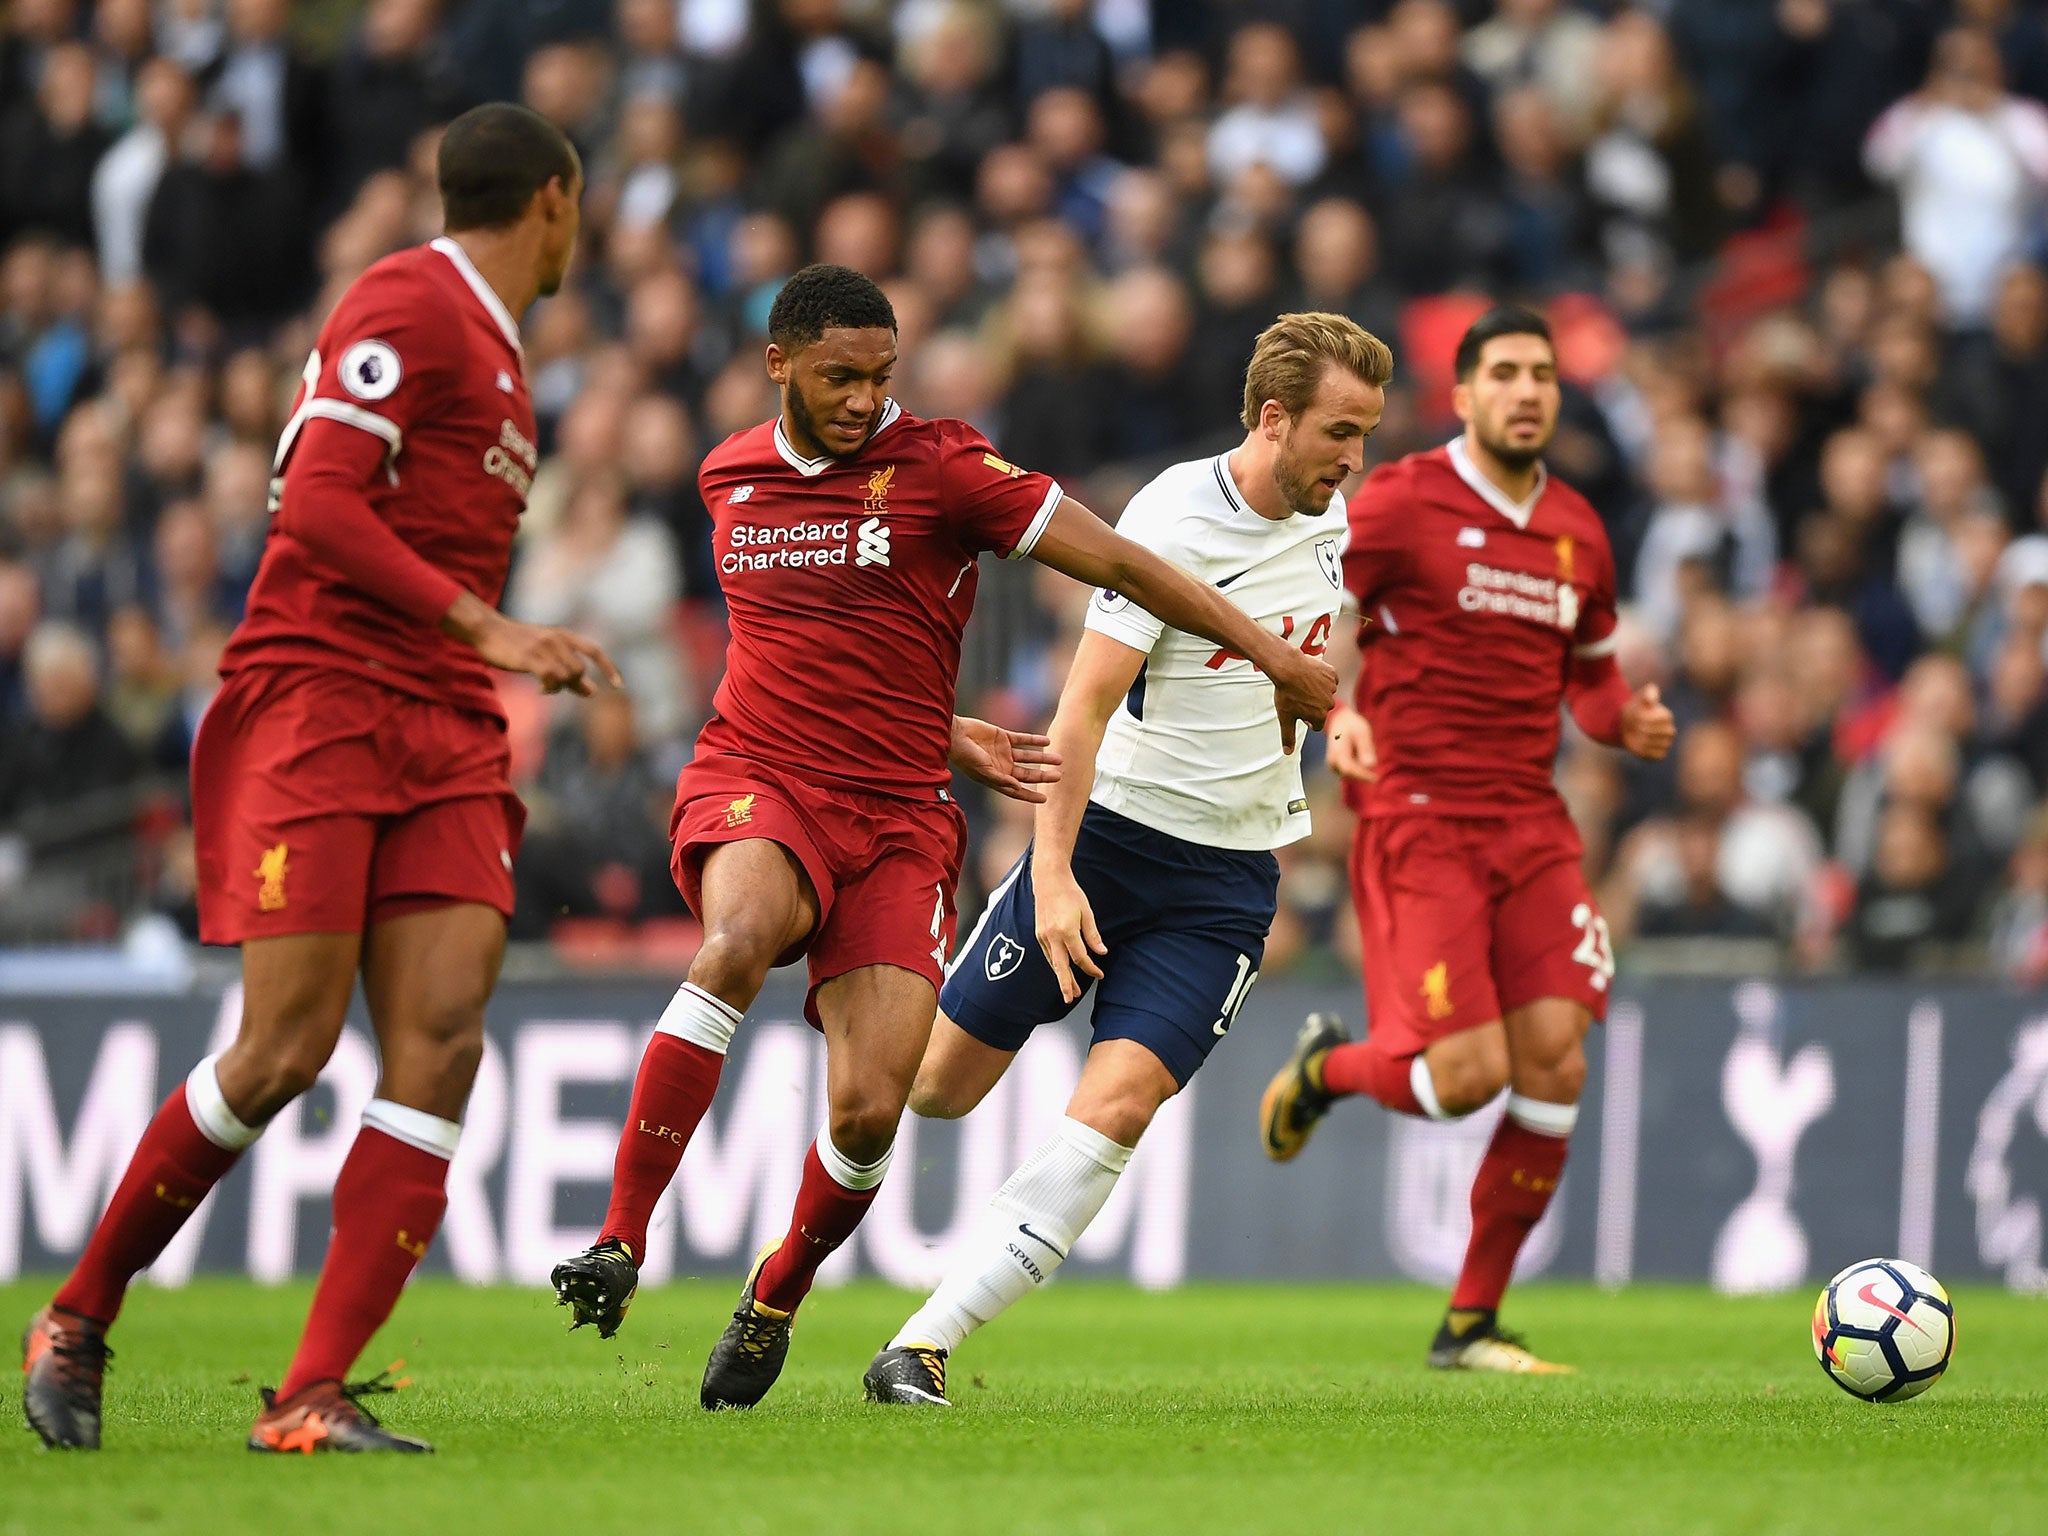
[21,104,614,1454]
[1259,308,1674,1372]
[552,264,1337,1409]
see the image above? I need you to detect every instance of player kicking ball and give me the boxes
[22,104,617,1453]
[551,266,1338,1410]
[1259,307,1674,1373]
[862,314,1391,1406]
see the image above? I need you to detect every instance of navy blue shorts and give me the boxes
[942,803,1279,1085]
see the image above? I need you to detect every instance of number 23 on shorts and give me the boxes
[1570,902,1615,991]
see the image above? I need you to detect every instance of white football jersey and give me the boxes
[1085,452,1348,850]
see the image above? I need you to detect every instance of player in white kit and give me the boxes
[863,314,1392,1404]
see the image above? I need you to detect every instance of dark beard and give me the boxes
[785,386,870,460]
[1479,430,1546,472]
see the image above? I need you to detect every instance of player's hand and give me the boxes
[1326,703,1378,783]
[1263,644,1339,755]
[1033,863,1105,1005]
[950,716,1062,803]
[1620,683,1676,761]
[462,608,624,696]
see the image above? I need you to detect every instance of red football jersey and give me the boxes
[223,237,538,718]
[1342,441,1618,817]
[695,402,1062,797]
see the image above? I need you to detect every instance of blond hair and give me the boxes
[1240,312,1394,430]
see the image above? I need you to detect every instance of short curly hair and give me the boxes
[767,264,897,352]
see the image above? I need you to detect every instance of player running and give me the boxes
[862,314,1389,1406]
[1258,307,1674,1373]
[550,265,1338,1410]
[22,104,613,1454]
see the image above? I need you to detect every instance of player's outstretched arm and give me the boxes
[1031,631,1146,1002]
[1027,497,1338,753]
[949,717,1061,804]
[1567,654,1674,762]
[442,591,624,697]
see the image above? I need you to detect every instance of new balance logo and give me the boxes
[496,369,515,393]
[1457,527,1486,547]
[730,485,753,504]
[855,515,891,567]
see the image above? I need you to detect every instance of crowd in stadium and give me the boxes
[3,0,2048,980]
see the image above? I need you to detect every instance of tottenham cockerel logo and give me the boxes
[985,932,1027,981]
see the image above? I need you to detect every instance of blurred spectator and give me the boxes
[1844,803,1979,970]
[1865,27,2048,327]
[506,469,684,742]
[328,0,463,207]
[1207,22,1325,190]
[1635,810,1776,940]
[1989,807,2048,983]
[1584,10,1721,290]
[203,0,329,191]
[0,42,109,250]
[1463,0,1603,141]
[1632,414,1777,640]
[0,621,140,822]
[510,690,680,939]
[0,560,40,720]
[93,60,199,288]
[144,109,313,337]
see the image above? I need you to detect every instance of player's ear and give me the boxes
[1451,378,1475,426]
[765,343,788,386]
[1259,399,1287,441]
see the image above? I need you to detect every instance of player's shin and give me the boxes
[274,1101,457,1401]
[891,1117,1132,1352]
[752,1131,893,1313]
[53,1055,261,1325]
[1451,1093,1576,1314]
[599,982,739,1258]
[1318,1039,1448,1119]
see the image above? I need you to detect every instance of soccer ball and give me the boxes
[1812,1258,1955,1402]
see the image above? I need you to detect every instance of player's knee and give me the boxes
[688,928,776,1004]
[906,1075,973,1121]
[227,1043,330,1122]
[827,1098,901,1166]
[1515,1040,1586,1106]
[1432,1047,1509,1116]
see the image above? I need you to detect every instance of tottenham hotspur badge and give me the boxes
[985,932,1027,981]
[1316,537,1341,588]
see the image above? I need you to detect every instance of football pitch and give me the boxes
[4,1279,2045,1536]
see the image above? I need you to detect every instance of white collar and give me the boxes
[1448,436,1546,530]
[773,397,902,476]
[429,236,523,356]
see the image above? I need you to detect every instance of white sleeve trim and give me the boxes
[1573,632,1619,659]
[305,398,402,455]
[1084,595,1165,650]
[1005,480,1065,559]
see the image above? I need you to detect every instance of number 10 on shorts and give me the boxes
[1213,954,1261,1037]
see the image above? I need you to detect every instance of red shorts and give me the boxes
[1350,810,1611,1060]
[192,664,524,945]
[670,751,966,1025]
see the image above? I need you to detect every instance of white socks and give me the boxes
[1505,1092,1578,1138]
[362,1097,462,1158]
[655,982,744,1055]
[891,1117,1133,1353]
[185,1055,260,1150]
[817,1124,893,1190]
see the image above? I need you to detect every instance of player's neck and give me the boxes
[1462,432,1542,504]
[1226,442,1292,522]
[444,229,542,322]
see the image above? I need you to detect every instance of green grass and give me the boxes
[4,1278,2046,1535]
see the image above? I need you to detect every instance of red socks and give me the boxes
[752,1136,892,1313]
[599,1028,727,1260]
[277,1107,455,1400]
[55,1059,257,1325]
[1318,1039,1427,1117]
[1451,1097,1576,1313]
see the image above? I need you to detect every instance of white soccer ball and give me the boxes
[1812,1257,1955,1402]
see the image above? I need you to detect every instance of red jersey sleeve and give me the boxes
[270,273,467,624]
[1571,523,1620,660]
[934,420,1064,558]
[1341,461,1408,609]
